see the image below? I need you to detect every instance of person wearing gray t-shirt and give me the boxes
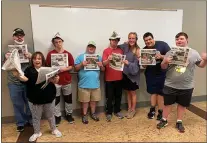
[157,32,207,133]
[3,28,32,132]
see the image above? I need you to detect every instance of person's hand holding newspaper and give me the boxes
[24,52,32,59]
[48,75,59,84]
[82,61,88,66]
[163,55,173,64]
[5,52,11,60]
[2,49,28,81]
[155,51,163,60]
[108,55,113,61]
[36,67,60,89]
[201,52,207,61]
[96,61,103,67]
[123,60,129,65]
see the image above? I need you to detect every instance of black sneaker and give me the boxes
[176,121,185,133]
[25,121,33,127]
[55,116,61,127]
[66,114,75,124]
[148,107,156,119]
[91,113,100,122]
[82,115,89,124]
[157,119,168,129]
[157,110,163,120]
[16,126,24,132]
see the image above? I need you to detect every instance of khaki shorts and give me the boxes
[78,88,101,102]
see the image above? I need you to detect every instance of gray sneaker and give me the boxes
[106,114,112,122]
[91,113,100,122]
[127,110,136,119]
[114,112,124,119]
[125,109,132,118]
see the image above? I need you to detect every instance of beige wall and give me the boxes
[2,0,206,117]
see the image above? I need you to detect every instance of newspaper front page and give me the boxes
[51,53,68,68]
[169,46,190,66]
[109,53,126,71]
[139,49,156,65]
[8,44,29,63]
[84,54,100,70]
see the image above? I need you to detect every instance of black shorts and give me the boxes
[162,86,194,107]
[122,74,139,91]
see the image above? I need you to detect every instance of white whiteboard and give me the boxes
[30,4,183,58]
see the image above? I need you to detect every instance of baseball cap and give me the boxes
[87,41,96,47]
[13,28,25,36]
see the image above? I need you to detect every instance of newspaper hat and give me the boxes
[87,41,96,47]
[109,31,120,41]
[51,32,64,42]
[13,28,25,36]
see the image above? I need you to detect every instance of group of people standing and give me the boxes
[4,28,207,142]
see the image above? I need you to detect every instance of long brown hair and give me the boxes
[128,32,140,56]
[30,51,46,67]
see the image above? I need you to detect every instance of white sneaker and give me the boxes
[52,129,62,137]
[29,132,42,142]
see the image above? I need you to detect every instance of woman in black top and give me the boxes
[22,52,62,142]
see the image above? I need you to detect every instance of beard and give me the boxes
[14,40,24,45]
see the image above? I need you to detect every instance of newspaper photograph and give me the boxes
[2,49,24,76]
[139,49,156,65]
[169,46,190,66]
[8,44,29,63]
[36,67,59,88]
[109,53,126,71]
[51,53,68,68]
[84,54,100,70]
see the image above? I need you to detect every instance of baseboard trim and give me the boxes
[2,95,206,124]
[191,95,206,102]
[187,104,207,120]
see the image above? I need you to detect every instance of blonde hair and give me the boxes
[128,32,140,56]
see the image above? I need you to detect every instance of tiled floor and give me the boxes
[1,123,20,142]
[191,101,206,111]
[1,103,206,142]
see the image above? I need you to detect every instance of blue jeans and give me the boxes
[8,83,32,126]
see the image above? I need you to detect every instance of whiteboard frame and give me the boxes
[39,4,178,11]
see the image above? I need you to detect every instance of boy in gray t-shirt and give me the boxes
[157,32,207,133]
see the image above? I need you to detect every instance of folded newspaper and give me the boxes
[169,46,190,66]
[2,49,25,76]
[36,67,60,89]
[109,53,126,71]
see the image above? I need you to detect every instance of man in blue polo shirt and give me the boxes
[75,41,105,124]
